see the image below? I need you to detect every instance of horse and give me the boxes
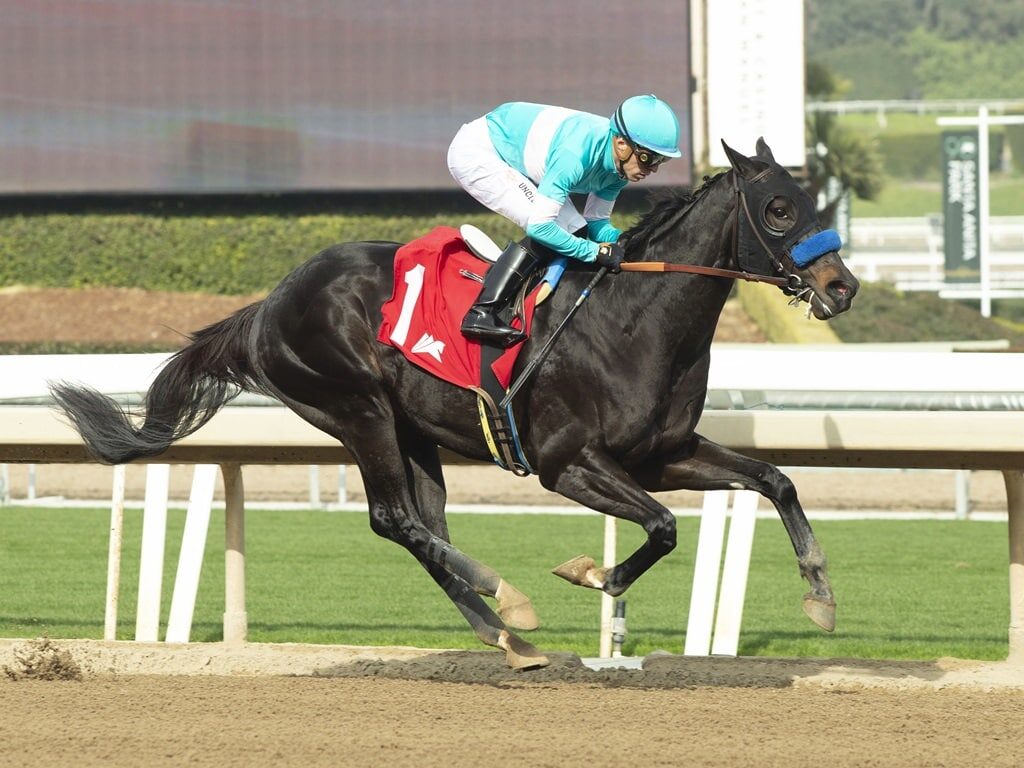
[51,139,859,669]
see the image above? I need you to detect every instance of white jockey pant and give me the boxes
[447,117,587,235]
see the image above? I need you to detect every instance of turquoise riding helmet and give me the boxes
[611,94,682,159]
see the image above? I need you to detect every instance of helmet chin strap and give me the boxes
[613,138,633,180]
[613,104,637,180]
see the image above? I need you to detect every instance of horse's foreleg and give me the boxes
[631,434,835,632]
[401,425,451,541]
[403,435,539,631]
[544,446,678,596]
[270,393,546,668]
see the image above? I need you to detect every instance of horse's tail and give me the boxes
[50,302,264,465]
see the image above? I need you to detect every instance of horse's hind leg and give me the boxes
[417,554,545,669]
[632,434,835,632]
[401,430,539,631]
[361,478,547,669]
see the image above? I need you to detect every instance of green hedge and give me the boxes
[737,279,1024,348]
[0,212,526,294]
[829,282,1024,347]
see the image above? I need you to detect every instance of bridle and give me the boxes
[730,168,815,297]
[620,169,820,295]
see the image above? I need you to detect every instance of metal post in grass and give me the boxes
[611,600,627,658]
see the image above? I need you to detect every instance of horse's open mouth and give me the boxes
[807,278,858,319]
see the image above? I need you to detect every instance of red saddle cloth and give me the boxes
[377,226,538,391]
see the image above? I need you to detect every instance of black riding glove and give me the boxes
[595,242,624,273]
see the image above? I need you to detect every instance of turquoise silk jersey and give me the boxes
[485,102,627,262]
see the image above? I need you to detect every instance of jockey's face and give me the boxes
[613,135,665,182]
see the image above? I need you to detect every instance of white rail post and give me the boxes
[135,464,171,641]
[710,491,759,656]
[222,463,248,644]
[684,491,730,655]
[103,465,127,641]
[165,464,218,643]
[954,470,971,520]
[978,106,991,318]
[308,465,322,508]
[598,515,617,658]
[0,464,9,504]
[1006,470,1024,665]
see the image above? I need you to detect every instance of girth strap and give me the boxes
[473,343,533,477]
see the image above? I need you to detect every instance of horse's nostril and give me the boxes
[829,280,853,299]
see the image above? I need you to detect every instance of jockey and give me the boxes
[447,94,682,346]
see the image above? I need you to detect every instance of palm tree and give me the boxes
[805,69,885,227]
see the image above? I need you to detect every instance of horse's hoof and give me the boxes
[551,555,606,589]
[495,581,539,631]
[803,594,836,632]
[498,630,550,671]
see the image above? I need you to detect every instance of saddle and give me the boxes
[378,226,563,476]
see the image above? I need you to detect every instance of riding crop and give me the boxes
[499,267,608,409]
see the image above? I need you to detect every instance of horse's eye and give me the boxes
[764,196,797,234]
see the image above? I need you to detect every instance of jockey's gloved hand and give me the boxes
[596,242,624,273]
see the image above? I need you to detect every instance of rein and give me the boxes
[619,261,788,287]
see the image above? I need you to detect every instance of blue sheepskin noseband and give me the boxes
[790,229,841,268]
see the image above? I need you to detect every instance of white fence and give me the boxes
[2,349,1023,663]
[848,216,1024,294]
[807,99,1024,118]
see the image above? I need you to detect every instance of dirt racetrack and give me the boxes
[4,288,1022,766]
[2,639,1024,768]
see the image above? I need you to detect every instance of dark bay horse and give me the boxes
[52,139,859,669]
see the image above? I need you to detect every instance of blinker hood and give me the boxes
[734,171,840,274]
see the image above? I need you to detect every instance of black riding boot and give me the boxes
[461,241,541,347]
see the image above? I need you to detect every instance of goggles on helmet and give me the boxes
[630,144,669,171]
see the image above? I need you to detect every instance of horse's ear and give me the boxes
[754,137,776,163]
[721,140,768,180]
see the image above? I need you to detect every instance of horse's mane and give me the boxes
[621,171,728,259]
